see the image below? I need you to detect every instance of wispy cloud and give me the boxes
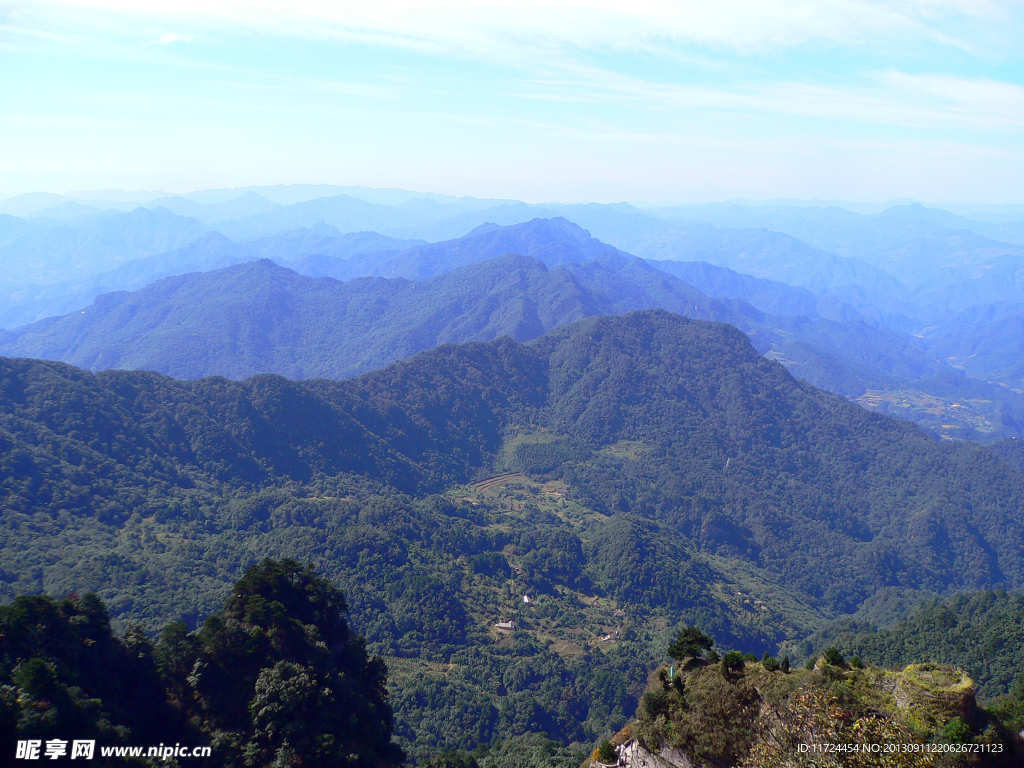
[3,0,1023,199]
[154,31,186,45]
[14,0,1020,56]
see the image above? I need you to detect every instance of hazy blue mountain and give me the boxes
[0,206,209,287]
[653,201,1024,289]
[0,213,35,245]
[388,202,565,241]
[0,213,972,419]
[0,255,735,380]
[760,313,942,392]
[0,233,259,329]
[193,193,1024,332]
[647,259,823,318]
[352,217,632,280]
[925,310,1024,388]
[0,243,947,407]
[184,183,518,208]
[384,200,679,243]
[581,214,911,324]
[911,253,1024,310]
[563,205,935,333]
[25,201,109,223]
[213,194,430,240]
[395,201,671,244]
[250,226,425,273]
[92,232,259,287]
[0,192,73,216]
[145,190,280,223]
[0,223,433,330]
[5,191,1024,439]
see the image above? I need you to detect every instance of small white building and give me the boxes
[523,595,535,606]
[495,620,515,631]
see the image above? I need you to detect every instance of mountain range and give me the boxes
[4,311,1024,758]
[0,237,942,398]
[8,216,1024,443]
[5,185,1024,441]
[6,184,1024,764]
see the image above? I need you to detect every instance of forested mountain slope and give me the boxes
[0,248,947,408]
[0,255,732,380]
[5,310,1024,756]
[2,311,1023,609]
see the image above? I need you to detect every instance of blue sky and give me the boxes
[2,1,1023,203]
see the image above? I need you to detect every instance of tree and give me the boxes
[780,656,790,674]
[596,740,617,763]
[420,749,479,768]
[668,626,714,662]
[823,646,845,668]
[160,558,405,768]
[0,593,184,757]
[721,651,745,676]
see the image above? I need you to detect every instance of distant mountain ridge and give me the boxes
[4,190,1024,437]
[0,254,734,380]
[0,206,208,287]
[0,220,966,411]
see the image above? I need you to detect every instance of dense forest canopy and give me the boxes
[3,311,1023,607]
[0,559,404,767]
[4,310,1024,759]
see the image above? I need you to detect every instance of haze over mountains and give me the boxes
[7,187,1024,762]
[4,185,1024,442]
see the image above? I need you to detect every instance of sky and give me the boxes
[2,1,1024,203]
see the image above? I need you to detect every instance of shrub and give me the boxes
[596,740,617,763]
[641,690,670,720]
[762,655,781,672]
[939,717,970,744]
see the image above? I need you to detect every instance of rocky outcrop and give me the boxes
[894,663,976,727]
[618,740,695,768]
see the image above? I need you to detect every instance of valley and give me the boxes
[3,311,1024,763]
[3,189,1024,765]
